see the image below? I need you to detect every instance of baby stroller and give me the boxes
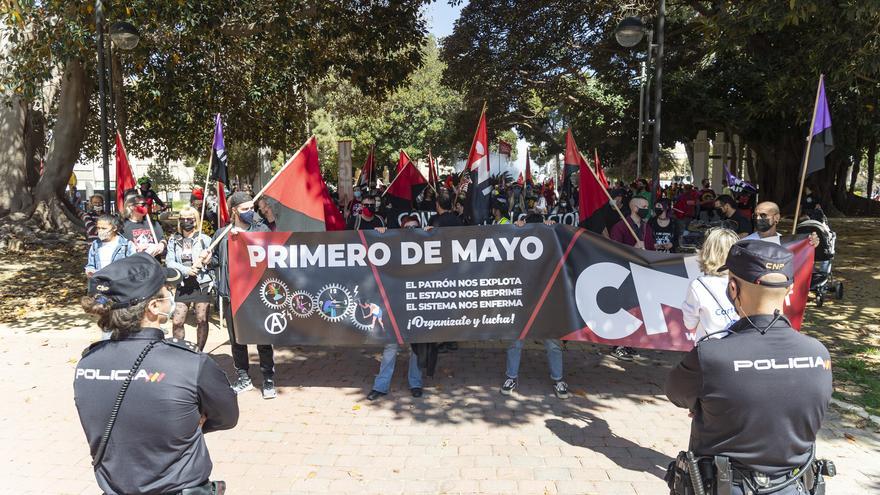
[795,218,843,307]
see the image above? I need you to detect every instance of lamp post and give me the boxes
[616,0,665,205]
[95,1,139,213]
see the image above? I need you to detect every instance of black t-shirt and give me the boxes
[429,212,463,228]
[649,216,679,252]
[123,218,165,250]
[724,211,753,235]
[348,214,385,231]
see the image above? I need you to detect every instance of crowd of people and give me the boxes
[71,167,836,495]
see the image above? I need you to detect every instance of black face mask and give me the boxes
[755,218,774,233]
[726,280,739,310]
[636,208,650,219]
[181,219,196,231]
[654,207,664,216]
[715,207,725,217]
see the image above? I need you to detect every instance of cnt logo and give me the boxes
[76,368,166,382]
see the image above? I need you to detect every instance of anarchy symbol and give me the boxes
[264,312,288,335]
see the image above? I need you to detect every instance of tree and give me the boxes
[307,36,466,176]
[144,161,179,202]
[0,0,431,229]
[441,0,880,214]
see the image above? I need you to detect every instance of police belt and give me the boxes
[666,446,830,495]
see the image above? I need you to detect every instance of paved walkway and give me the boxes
[1,316,877,494]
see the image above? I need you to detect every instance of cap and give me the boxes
[88,253,182,309]
[190,187,204,201]
[227,191,253,210]
[720,239,794,288]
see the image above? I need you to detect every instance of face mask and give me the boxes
[726,280,740,312]
[361,206,374,217]
[715,207,725,217]
[637,208,650,219]
[755,218,774,233]
[654,207,664,216]
[354,191,362,199]
[154,294,175,321]
[181,219,196,231]
[238,210,255,225]
[560,202,568,208]
[134,205,148,216]
[91,204,104,213]
[98,230,114,242]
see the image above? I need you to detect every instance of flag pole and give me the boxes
[205,136,314,252]
[791,74,824,235]
[579,151,639,242]
[197,148,213,238]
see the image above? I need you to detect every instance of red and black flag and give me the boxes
[427,148,439,190]
[562,129,581,199]
[524,151,534,187]
[115,131,136,213]
[386,150,428,210]
[806,75,833,175]
[579,148,609,221]
[260,137,345,232]
[209,114,230,226]
[357,144,375,188]
[464,106,492,225]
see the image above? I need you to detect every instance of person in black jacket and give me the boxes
[665,240,832,494]
[201,192,276,399]
[75,253,238,495]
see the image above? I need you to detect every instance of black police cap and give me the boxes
[720,239,794,288]
[88,253,182,309]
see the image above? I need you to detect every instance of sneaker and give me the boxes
[366,390,386,401]
[410,387,423,398]
[500,377,517,395]
[261,378,277,399]
[553,381,570,399]
[624,347,640,358]
[231,370,254,395]
[610,346,634,362]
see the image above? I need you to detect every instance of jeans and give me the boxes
[222,299,275,379]
[372,343,422,393]
[506,339,563,381]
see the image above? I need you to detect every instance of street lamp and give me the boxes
[96,2,139,213]
[616,1,665,206]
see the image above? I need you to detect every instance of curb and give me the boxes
[830,397,880,425]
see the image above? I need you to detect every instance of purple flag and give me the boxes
[806,76,833,175]
[724,166,756,193]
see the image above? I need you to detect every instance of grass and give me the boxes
[832,356,880,417]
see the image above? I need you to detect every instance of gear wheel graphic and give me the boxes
[259,278,290,310]
[316,283,353,322]
[288,291,316,318]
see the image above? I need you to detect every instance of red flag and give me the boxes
[594,148,609,189]
[562,129,581,197]
[427,148,439,188]
[115,131,136,213]
[579,148,609,220]
[260,137,344,232]
[516,172,524,186]
[387,150,428,207]
[525,152,534,186]
[465,107,491,224]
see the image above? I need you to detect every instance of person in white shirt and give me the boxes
[85,215,135,277]
[682,228,740,341]
[744,201,819,247]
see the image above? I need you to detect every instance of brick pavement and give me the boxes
[0,318,877,495]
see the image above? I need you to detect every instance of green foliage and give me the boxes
[144,161,179,196]
[1,0,432,161]
[441,0,880,205]
[307,36,466,176]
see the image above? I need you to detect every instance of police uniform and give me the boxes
[665,240,833,495]
[74,254,239,495]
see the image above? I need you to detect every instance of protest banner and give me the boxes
[229,224,813,351]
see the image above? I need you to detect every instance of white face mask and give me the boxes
[153,294,176,322]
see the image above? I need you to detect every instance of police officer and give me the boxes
[665,240,833,495]
[75,253,238,495]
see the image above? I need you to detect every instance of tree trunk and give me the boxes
[0,98,31,217]
[867,135,877,213]
[111,50,128,138]
[849,132,861,195]
[20,59,91,231]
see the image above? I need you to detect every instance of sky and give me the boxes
[424,2,540,177]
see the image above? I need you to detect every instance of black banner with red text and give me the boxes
[228,225,813,351]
